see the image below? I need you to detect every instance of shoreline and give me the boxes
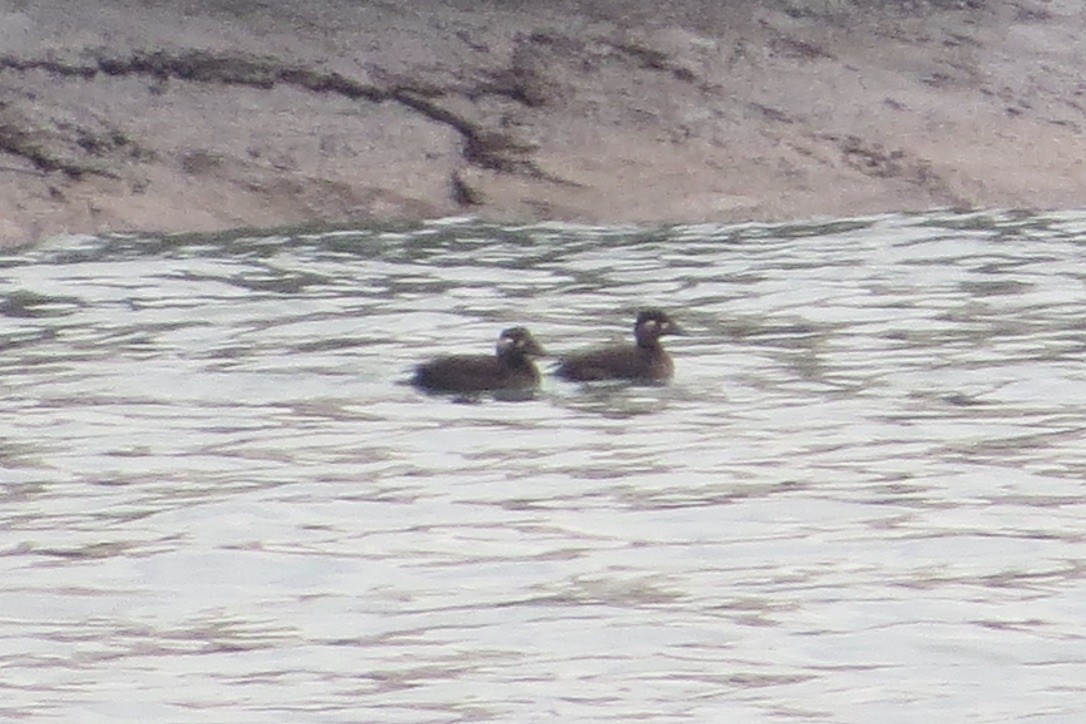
[2,0,1085,247]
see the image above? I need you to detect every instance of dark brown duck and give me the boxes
[556,309,684,383]
[412,327,546,394]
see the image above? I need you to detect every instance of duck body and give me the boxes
[412,327,545,394]
[555,344,673,383]
[556,309,682,384]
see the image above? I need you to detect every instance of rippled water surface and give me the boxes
[3,211,1086,722]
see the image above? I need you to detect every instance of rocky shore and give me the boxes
[1,0,1084,246]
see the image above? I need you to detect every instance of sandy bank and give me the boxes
[1,0,1084,246]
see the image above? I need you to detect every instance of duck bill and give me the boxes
[526,340,548,356]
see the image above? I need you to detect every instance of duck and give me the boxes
[555,309,683,383]
[411,327,546,394]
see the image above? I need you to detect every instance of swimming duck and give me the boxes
[556,309,683,383]
[412,327,546,394]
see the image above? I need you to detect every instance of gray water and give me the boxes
[2,210,1085,722]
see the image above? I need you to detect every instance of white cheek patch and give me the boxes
[643,320,658,332]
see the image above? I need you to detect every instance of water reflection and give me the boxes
[2,211,1086,721]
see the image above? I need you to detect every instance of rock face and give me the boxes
[1,0,1084,246]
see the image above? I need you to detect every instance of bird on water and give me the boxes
[555,309,684,383]
[411,327,546,395]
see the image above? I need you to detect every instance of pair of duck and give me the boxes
[411,310,684,394]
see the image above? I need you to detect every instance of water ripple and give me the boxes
[2,210,1086,721]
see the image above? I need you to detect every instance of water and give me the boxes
[2,210,1085,722]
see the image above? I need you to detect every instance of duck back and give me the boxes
[413,354,540,393]
[556,344,673,382]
